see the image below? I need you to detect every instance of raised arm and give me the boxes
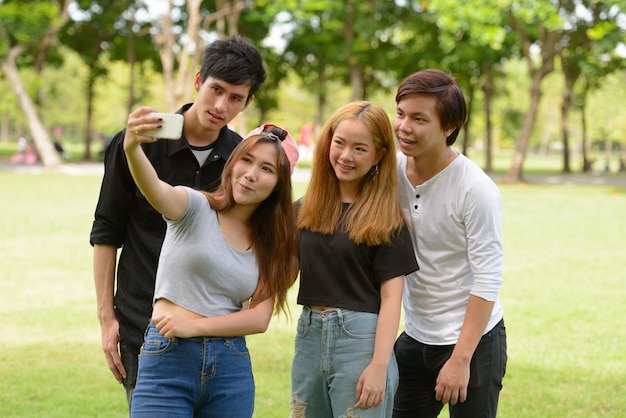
[123,107,188,220]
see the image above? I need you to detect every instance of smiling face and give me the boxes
[230,142,279,208]
[194,74,252,132]
[394,94,454,163]
[329,119,383,201]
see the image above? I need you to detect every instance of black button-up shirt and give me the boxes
[89,103,243,351]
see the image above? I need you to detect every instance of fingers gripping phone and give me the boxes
[144,113,184,140]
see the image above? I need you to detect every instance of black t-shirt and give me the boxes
[89,103,242,351]
[297,205,419,314]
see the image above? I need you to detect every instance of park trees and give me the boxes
[395,0,515,172]
[279,0,408,129]
[2,0,625,175]
[560,0,626,172]
[500,0,626,181]
[0,0,72,167]
[64,0,230,159]
[61,0,149,160]
[502,0,563,183]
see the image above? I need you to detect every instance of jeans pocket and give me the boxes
[226,337,250,357]
[499,328,508,378]
[340,310,377,339]
[296,317,310,338]
[141,327,174,356]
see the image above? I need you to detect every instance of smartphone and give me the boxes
[144,113,184,140]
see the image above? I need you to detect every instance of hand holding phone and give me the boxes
[144,113,184,140]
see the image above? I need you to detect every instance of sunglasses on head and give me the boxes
[261,125,287,142]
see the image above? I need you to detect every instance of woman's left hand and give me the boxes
[354,363,387,409]
[153,313,197,339]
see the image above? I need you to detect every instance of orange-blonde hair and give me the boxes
[298,101,406,245]
[202,134,299,315]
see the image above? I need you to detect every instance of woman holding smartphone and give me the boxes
[124,108,299,418]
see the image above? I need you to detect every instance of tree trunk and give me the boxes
[560,82,572,173]
[482,61,494,173]
[33,0,72,74]
[580,101,592,172]
[178,0,203,106]
[505,10,559,183]
[82,66,97,161]
[578,84,593,172]
[154,0,177,112]
[504,71,544,183]
[343,0,364,101]
[315,70,327,134]
[604,137,612,172]
[1,47,61,168]
[559,52,581,175]
[126,14,137,115]
[461,84,474,157]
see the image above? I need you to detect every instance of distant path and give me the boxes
[1,161,625,186]
[488,172,626,186]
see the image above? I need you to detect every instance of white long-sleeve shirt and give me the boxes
[397,152,504,345]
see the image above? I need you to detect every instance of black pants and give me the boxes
[120,341,139,414]
[393,319,507,418]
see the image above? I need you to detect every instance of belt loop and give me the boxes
[303,306,312,324]
[336,307,344,325]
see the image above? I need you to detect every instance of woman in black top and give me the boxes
[290,101,419,418]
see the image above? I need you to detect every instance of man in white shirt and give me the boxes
[392,69,507,418]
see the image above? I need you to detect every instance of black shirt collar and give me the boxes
[165,103,242,162]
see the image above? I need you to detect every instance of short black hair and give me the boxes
[199,36,267,103]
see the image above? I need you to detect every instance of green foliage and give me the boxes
[429,0,509,51]
[39,48,89,131]
[2,0,626,170]
[0,1,60,59]
[281,0,409,98]
[507,0,565,30]
[65,0,158,65]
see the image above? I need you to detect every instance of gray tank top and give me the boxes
[153,186,259,317]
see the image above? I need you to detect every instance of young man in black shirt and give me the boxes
[89,36,266,410]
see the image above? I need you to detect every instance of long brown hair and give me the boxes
[202,134,298,315]
[298,101,406,246]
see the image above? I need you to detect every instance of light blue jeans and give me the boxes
[130,323,254,418]
[291,307,398,418]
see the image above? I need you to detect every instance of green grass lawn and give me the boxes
[0,169,624,417]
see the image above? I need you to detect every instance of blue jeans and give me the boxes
[291,307,398,418]
[393,319,507,418]
[131,323,255,418]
